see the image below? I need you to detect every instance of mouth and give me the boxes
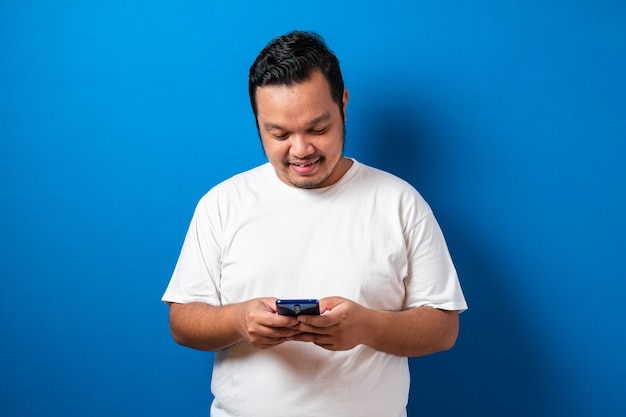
[288,158,321,175]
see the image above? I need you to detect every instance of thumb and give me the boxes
[319,296,346,313]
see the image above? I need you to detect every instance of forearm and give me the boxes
[363,306,460,357]
[168,302,243,351]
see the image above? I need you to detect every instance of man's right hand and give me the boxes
[168,298,301,351]
[236,297,301,349]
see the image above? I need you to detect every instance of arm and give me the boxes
[292,297,459,357]
[168,298,301,351]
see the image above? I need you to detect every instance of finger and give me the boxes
[266,314,300,328]
[289,332,331,344]
[296,314,336,328]
[254,324,301,339]
[288,333,316,343]
[292,322,331,335]
[252,335,292,349]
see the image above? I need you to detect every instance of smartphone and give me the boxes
[276,299,320,317]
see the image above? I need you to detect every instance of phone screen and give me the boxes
[276,299,320,317]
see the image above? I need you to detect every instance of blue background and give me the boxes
[1,1,625,416]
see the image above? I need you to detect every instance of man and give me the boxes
[163,31,467,417]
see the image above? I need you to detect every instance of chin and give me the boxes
[289,178,323,189]
[285,173,330,189]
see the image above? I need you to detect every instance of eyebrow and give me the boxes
[263,112,332,131]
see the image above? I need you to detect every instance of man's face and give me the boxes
[255,70,350,189]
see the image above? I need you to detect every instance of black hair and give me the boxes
[248,31,345,120]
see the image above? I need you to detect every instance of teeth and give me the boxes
[292,161,315,167]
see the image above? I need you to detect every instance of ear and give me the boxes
[342,88,349,121]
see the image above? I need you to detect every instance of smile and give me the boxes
[291,160,317,167]
[289,158,321,174]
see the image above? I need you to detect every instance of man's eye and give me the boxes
[272,133,289,140]
[309,127,328,135]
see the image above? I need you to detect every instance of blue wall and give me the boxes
[1,1,624,416]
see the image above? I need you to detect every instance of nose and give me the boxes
[289,134,315,159]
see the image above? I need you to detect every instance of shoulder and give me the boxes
[201,163,271,197]
[214,163,272,191]
[193,163,274,214]
[352,161,425,199]
[348,160,434,223]
[353,161,413,186]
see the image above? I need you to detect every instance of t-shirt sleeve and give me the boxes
[161,195,222,306]
[404,212,467,312]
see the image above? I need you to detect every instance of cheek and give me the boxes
[328,135,345,156]
[261,139,286,160]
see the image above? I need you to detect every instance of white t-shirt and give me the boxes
[163,160,467,417]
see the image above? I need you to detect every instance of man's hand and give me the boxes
[236,298,302,349]
[168,298,301,351]
[288,296,371,351]
[286,296,460,356]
